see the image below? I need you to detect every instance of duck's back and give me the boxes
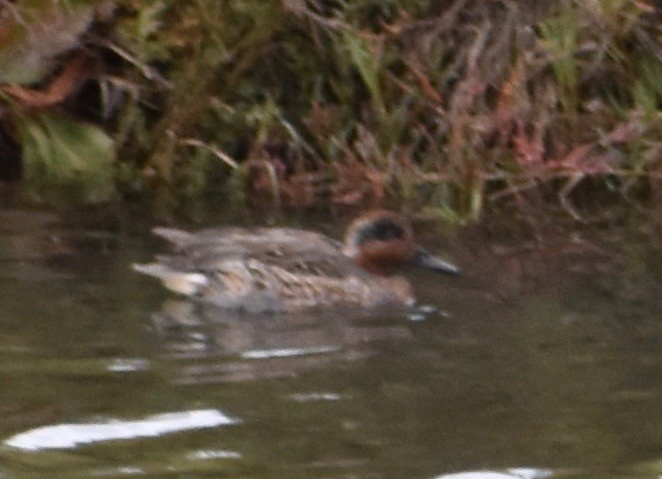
[134,226,413,313]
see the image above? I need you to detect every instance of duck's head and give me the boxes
[342,210,460,276]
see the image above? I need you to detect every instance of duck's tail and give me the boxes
[151,227,195,247]
[132,263,208,296]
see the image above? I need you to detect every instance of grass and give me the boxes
[0,0,659,221]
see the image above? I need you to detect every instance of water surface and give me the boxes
[0,207,660,479]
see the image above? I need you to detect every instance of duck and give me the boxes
[133,210,459,313]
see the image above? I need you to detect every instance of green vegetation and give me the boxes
[0,0,659,220]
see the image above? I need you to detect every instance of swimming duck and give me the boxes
[133,210,459,313]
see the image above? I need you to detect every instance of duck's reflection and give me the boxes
[150,300,415,384]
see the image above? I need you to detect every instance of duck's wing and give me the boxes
[150,226,361,279]
[134,226,375,310]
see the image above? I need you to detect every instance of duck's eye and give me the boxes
[356,219,405,244]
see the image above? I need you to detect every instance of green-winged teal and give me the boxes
[133,210,458,313]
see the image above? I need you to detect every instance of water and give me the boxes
[0,207,660,479]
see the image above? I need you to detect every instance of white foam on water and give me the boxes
[432,468,553,479]
[241,345,340,359]
[4,409,238,452]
